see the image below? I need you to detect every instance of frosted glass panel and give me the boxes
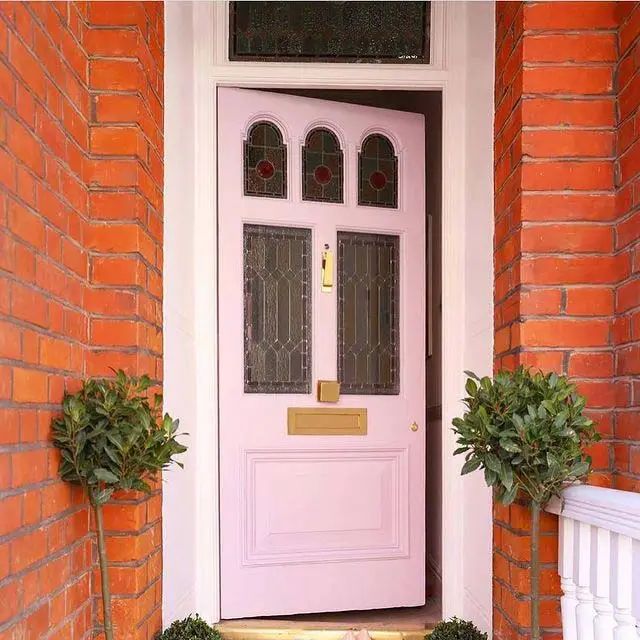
[337,232,399,395]
[244,224,311,393]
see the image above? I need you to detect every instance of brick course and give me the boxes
[494,1,640,638]
[0,3,163,638]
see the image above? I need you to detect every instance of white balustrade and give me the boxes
[547,485,640,640]
[560,515,579,640]
[576,520,596,640]
[594,528,615,640]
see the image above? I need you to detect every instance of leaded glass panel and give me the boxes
[244,121,287,199]
[229,2,430,64]
[337,232,399,395]
[302,128,343,203]
[244,224,311,393]
[358,134,398,209]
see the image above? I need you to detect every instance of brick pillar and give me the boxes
[0,3,94,637]
[613,3,640,493]
[493,2,621,638]
[83,3,164,638]
[0,3,163,639]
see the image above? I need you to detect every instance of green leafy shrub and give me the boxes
[429,618,487,640]
[452,366,600,640]
[453,367,598,506]
[157,615,222,640]
[52,370,187,640]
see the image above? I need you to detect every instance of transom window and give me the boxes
[229,1,431,64]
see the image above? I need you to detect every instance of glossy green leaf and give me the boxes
[461,458,481,475]
[94,468,118,484]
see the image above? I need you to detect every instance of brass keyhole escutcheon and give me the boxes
[410,421,419,432]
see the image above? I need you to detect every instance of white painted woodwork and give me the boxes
[594,528,615,640]
[560,516,579,640]
[612,535,636,640]
[547,485,640,640]
[163,0,496,628]
[577,521,596,640]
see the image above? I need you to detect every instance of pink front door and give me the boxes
[218,88,426,619]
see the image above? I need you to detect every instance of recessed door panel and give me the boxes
[243,449,408,565]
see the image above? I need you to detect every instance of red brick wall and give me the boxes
[0,3,163,638]
[493,1,640,638]
[614,2,640,493]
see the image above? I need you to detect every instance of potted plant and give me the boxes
[52,370,187,640]
[157,614,222,639]
[452,367,599,640]
[429,618,487,640]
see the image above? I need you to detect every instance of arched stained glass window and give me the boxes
[302,128,343,203]
[358,134,398,209]
[244,121,287,198]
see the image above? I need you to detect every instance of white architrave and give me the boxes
[164,0,495,629]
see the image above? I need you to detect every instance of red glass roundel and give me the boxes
[369,170,387,190]
[256,159,275,180]
[314,164,332,185]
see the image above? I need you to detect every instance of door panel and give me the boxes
[218,88,426,618]
[243,448,407,565]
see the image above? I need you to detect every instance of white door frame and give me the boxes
[163,0,495,630]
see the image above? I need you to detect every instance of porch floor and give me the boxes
[217,600,440,640]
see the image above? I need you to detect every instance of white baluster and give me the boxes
[594,527,615,640]
[613,534,637,640]
[560,516,579,640]
[576,521,596,640]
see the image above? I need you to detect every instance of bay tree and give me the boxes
[452,367,599,640]
[52,370,186,640]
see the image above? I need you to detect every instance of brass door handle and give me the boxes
[321,246,333,293]
[410,421,419,432]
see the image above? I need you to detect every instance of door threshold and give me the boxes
[216,627,432,640]
[217,602,440,640]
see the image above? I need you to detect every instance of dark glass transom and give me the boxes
[229,2,431,64]
[358,134,398,209]
[244,121,287,198]
[302,128,343,204]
